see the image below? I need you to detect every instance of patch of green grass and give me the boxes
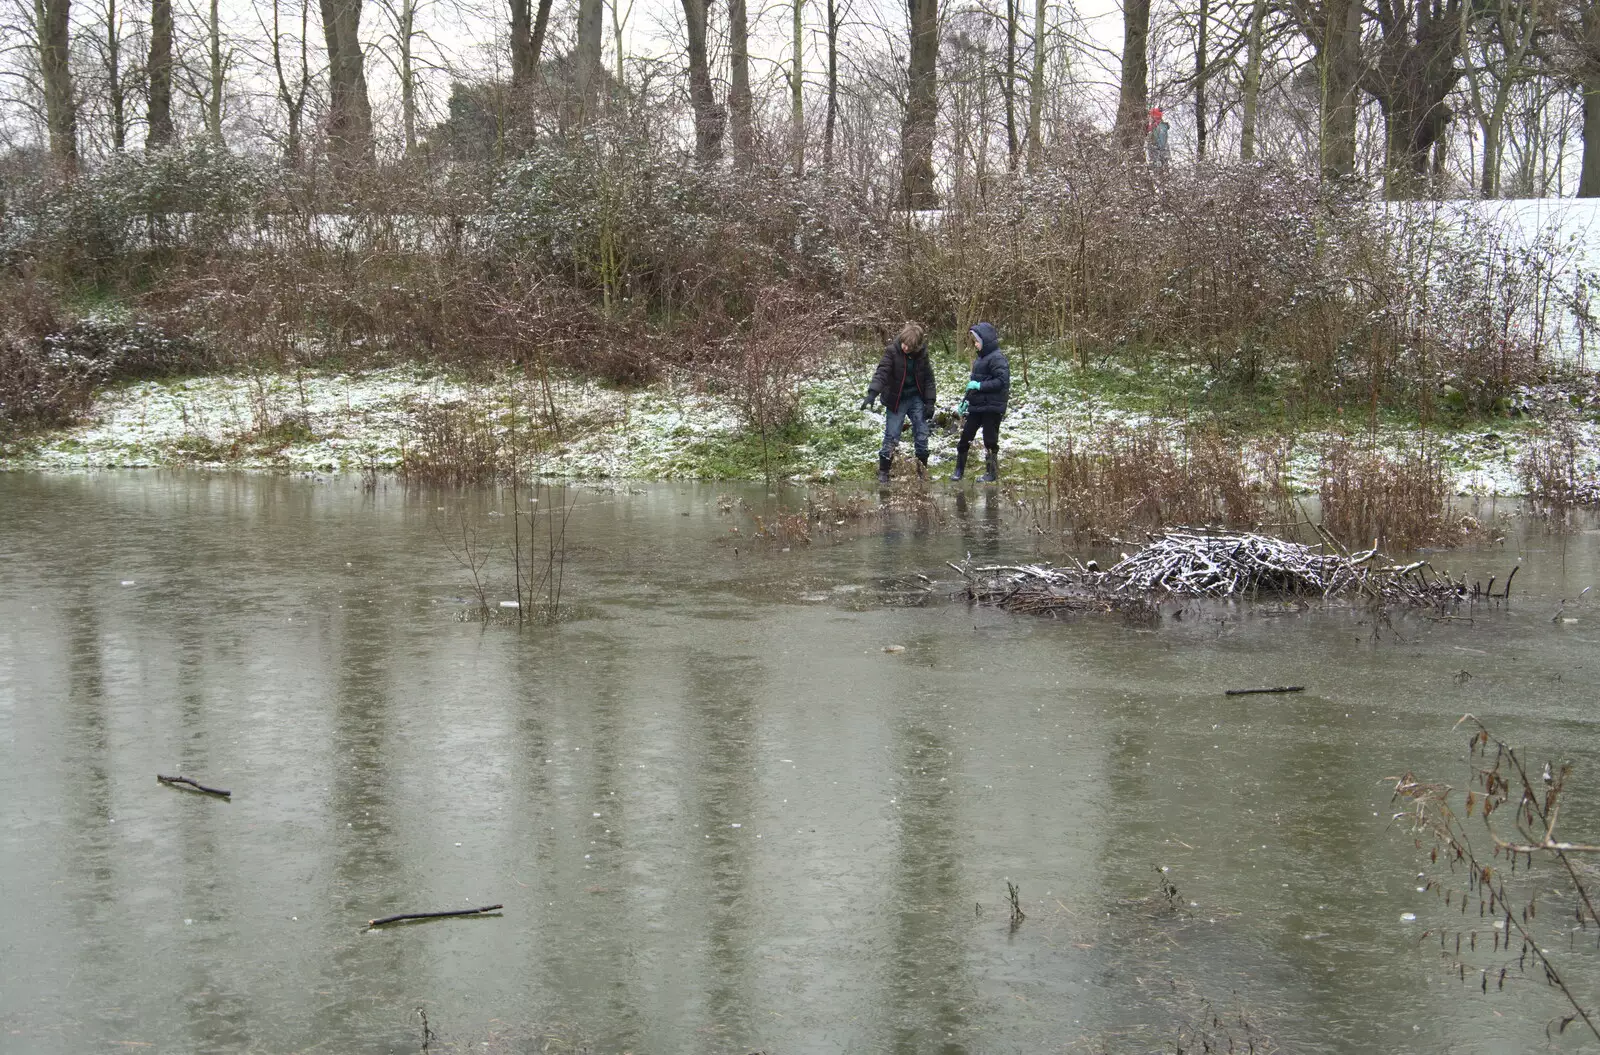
[169,434,229,461]
[998,448,1050,481]
[241,417,317,453]
[63,283,132,320]
[676,421,816,479]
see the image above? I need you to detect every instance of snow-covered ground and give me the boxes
[5,355,1595,494]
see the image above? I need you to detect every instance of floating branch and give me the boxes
[1225,686,1305,696]
[367,904,503,928]
[157,774,231,798]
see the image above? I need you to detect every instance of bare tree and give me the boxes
[373,0,444,153]
[1362,0,1464,198]
[1025,0,1045,168]
[1196,0,1209,157]
[791,0,804,174]
[611,0,631,93]
[86,0,132,149]
[730,0,754,160]
[147,0,174,147]
[36,0,77,167]
[1578,0,1600,195]
[320,0,374,166]
[1115,0,1150,151]
[679,0,721,160]
[1462,0,1541,196]
[573,0,602,120]
[509,0,553,112]
[822,0,838,166]
[1239,0,1266,158]
[902,0,939,206]
[1003,0,1018,167]
[1286,0,1365,178]
[203,0,227,138]
[264,0,312,165]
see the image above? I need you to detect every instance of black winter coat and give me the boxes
[868,339,937,412]
[965,322,1010,416]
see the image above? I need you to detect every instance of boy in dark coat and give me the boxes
[952,321,1009,482]
[860,322,937,482]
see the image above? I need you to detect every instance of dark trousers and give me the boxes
[958,411,1001,454]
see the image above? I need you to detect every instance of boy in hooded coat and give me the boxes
[861,322,937,482]
[952,321,1009,482]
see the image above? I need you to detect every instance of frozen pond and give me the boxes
[3,472,1600,1052]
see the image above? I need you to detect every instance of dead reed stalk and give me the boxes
[1317,433,1458,550]
[1048,422,1293,541]
[1391,717,1600,1044]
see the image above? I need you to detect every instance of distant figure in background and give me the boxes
[860,321,937,483]
[1148,106,1171,173]
[951,322,1009,483]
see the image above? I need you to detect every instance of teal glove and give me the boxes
[958,400,969,415]
[965,380,981,391]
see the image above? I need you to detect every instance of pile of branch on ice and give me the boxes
[955,531,1508,614]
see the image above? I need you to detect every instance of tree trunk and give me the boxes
[147,0,173,148]
[1240,0,1265,159]
[1004,0,1019,169]
[1316,0,1364,179]
[1026,0,1046,169]
[1475,0,1537,197]
[1366,0,1463,199]
[510,0,534,87]
[680,0,722,161]
[529,0,552,81]
[823,0,837,168]
[1583,76,1600,196]
[1579,0,1600,196]
[573,0,603,121]
[901,0,939,207]
[792,0,804,175]
[104,0,126,149]
[612,0,627,94]
[207,0,223,138]
[1195,0,1208,160]
[730,0,754,160]
[320,0,374,167]
[399,0,416,151]
[270,0,310,166]
[37,0,77,169]
[1114,0,1150,152]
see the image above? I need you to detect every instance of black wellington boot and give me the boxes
[915,455,928,481]
[978,449,999,483]
[877,455,892,484]
[949,447,968,482]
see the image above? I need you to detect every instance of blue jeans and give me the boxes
[880,393,930,462]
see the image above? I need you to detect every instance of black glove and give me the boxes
[859,392,877,410]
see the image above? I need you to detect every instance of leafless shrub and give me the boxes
[1517,414,1600,516]
[713,291,835,435]
[1317,433,1458,550]
[400,401,507,486]
[1048,422,1292,540]
[509,481,575,626]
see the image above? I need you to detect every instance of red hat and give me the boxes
[1149,106,1163,119]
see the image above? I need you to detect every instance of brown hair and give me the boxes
[898,322,926,354]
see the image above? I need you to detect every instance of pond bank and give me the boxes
[3,349,1598,495]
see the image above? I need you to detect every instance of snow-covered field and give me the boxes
[4,354,1595,494]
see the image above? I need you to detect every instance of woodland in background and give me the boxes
[3,0,1600,437]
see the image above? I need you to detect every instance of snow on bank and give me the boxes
[2,357,1595,495]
